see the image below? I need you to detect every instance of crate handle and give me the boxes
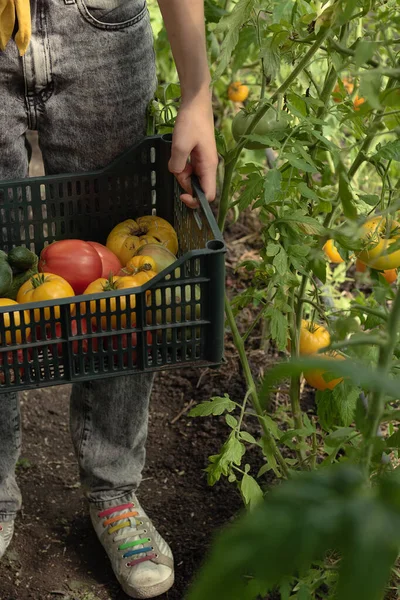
[191,175,225,245]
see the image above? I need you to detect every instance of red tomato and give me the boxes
[87,242,122,279]
[45,319,98,356]
[39,240,103,295]
[106,331,152,366]
[0,348,28,384]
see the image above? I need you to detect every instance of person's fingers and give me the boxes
[173,164,194,197]
[180,193,199,209]
[198,162,217,202]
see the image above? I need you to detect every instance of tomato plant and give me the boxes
[150,0,400,597]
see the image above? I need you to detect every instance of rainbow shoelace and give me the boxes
[98,502,157,567]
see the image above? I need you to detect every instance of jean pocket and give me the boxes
[77,0,147,30]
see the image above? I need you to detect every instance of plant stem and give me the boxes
[217,27,332,230]
[225,295,290,478]
[361,285,400,472]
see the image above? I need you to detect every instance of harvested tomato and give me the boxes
[323,239,344,264]
[17,273,75,320]
[81,272,156,330]
[39,240,103,295]
[106,330,152,366]
[44,319,98,356]
[357,217,400,270]
[107,217,178,264]
[125,255,157,275]
[228,81,249,103]
[232,108,290,149]
[0,299,31,345]
[304,353,344,391]
[87,242,122,278]
[0,348,28,384]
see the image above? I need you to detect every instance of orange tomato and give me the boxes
[228,81,249,103]
[17,273,75,321]
[381,268,398,284]
[106,217,178,265]
[355,258,367,273]
[354,96,365,111]
[332,78,354,102]
[323,239,345,263]
[0,299,31,345]
[304,353,344,391]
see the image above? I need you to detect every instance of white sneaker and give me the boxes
[0,520,14,559]
[90,495,174,599]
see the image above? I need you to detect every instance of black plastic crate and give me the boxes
[0,135,226,391]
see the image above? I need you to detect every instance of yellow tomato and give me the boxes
[357,217,400,270]
[125,255,157,274]
[228,81,249,103]
[17,273,75,321]
[106,217,178,264]
[323,239,345,263]
[304,353,344,391]
[82,272,156,329]
[298,320,330,355]
[0,299,31,345]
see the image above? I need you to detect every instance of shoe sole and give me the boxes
[120,571,175,599]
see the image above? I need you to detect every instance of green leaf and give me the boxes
[317,390,340,431]
[333,383,359,427]
[237,173,264,211]
[213,0,256,80]
[240,431,257,444]
[358,194,380,207]
[266,242,281,257]
[386,428,400,449]
[338,161,357,219]
[359,71,382,110]
[310,256,327,284]
[354,40,377,68]
[298,182,319,201]
[206,434,246,485]
[373,140,400,162]
[265,307,288,351]
[264,169,282,205]
[189,394,236,417]
[280,211,326,236]
[226,414,238,429]
[187,466,379,600]
[204,0,227,22]
[324,427,355,448]
[240,474,264,510]
[273,247,288,275]
[285,153,318,173]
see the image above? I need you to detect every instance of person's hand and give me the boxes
[168,92,218,208]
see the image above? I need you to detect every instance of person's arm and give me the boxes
[157,0,218,207]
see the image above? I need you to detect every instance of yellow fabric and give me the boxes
[0,0,31,55]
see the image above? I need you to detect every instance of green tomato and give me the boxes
[231,109,290,149]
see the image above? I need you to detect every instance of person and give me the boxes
[0,1,218,598]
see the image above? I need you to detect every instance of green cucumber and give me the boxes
[8,246,38,273]
[0,260,13,297]
[6,268,37,301]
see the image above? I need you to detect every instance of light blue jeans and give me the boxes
[0,0,157,520]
